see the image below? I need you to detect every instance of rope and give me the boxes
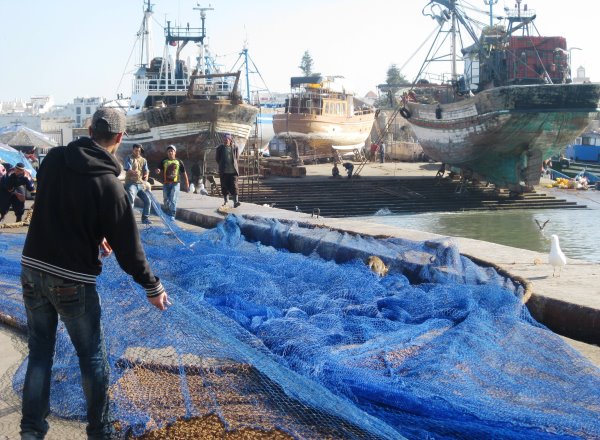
[0,207,33,229]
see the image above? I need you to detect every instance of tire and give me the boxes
[399,107,411,119]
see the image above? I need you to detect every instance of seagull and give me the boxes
[548,234,567,277]
[295,206,300,212]
[198,182,209,196]
[312,208,320,218]
[535,219,550,231]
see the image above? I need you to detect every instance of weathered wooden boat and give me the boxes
[399,0,600,192]
[117,1,258,171]
[271,76,376,160]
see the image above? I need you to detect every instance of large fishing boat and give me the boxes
[118,2,258,171]
[271,76,376,159]
[399,0,600,192]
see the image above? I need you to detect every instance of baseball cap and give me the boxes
[133,143,145,153]
[167,145,176,152]
[15,162,26,170]
[91,108,127,134]
[224,134,233,140]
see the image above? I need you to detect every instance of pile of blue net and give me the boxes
[1,214,599,439]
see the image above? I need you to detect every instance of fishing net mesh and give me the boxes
[1,212,599,439]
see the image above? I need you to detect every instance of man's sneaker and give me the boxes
[142,218,152,225]
[234,202,241,208]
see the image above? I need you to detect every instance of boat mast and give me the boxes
[242,45,251,103]
[450,0,457,82]
[140,0,154,67]
[483,0,498,28]
[192,4,214,76]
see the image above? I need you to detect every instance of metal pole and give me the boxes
[483,0,498,28]
[244,48,251,103]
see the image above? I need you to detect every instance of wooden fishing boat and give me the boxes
[399,0,600,192]
[271,76,375,160]
[116,1,258,172]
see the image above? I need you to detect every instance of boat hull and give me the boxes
[405,83,600,190]
[120,99,258,172]
[272,113,375,154]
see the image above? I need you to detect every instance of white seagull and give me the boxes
[548,234,567,277]
[198,182,209,196]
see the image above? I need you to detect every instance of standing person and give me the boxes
[379,142,386,164]
[370,142,379,162]
[0,162,35,223]
[190,161,202,194]
[123,143,153,224]
[154,145,189,221]
[20,108,170,440]
[215,134,241,207]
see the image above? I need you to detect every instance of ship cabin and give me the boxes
[566,132,600,163]
[461,33,569,94]
[284,76,372,118]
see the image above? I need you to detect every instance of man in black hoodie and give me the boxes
[20,108,170,440]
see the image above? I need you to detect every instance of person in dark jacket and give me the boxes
[342,162,354,178]
[0,162,35,222]
[20,108,170,440]
[215,134,240,207]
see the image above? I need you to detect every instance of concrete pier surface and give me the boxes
[1,161,598,438]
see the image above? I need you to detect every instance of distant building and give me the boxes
[0,96,106,146]
[72,97,105,127]
[572,66,590,84]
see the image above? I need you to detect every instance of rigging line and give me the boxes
[409,21,448,86]
[249,55,272,97]
[116,39,141,98]
[398,26,440,73]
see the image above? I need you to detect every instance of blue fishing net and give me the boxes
[0,214,599,439]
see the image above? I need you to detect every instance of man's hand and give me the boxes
[148,292,172,311]
[100,238,112,258]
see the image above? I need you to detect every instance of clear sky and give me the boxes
[1,0,597,104]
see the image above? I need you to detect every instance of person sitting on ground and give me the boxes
[332,163,340,178]
[124,143,153,224]
[343,162,354,179]
[0,162,35,223]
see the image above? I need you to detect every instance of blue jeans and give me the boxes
[124,182,151,221]
[20,266,110,440]
[162,182,179,217]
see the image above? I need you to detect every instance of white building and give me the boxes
[572,66,590,84]
[0,96,107,146]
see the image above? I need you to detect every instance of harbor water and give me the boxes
[360,204,600,263]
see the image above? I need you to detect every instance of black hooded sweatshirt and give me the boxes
[21,137,164,297]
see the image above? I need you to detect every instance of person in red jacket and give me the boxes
[20,108,170,439]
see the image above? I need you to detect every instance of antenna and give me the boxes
[193,3,214,42]
[483,0,498,28]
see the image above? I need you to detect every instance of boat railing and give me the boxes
[285,104,324,116]
[188,71,242,100]
[133,78,189,95]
